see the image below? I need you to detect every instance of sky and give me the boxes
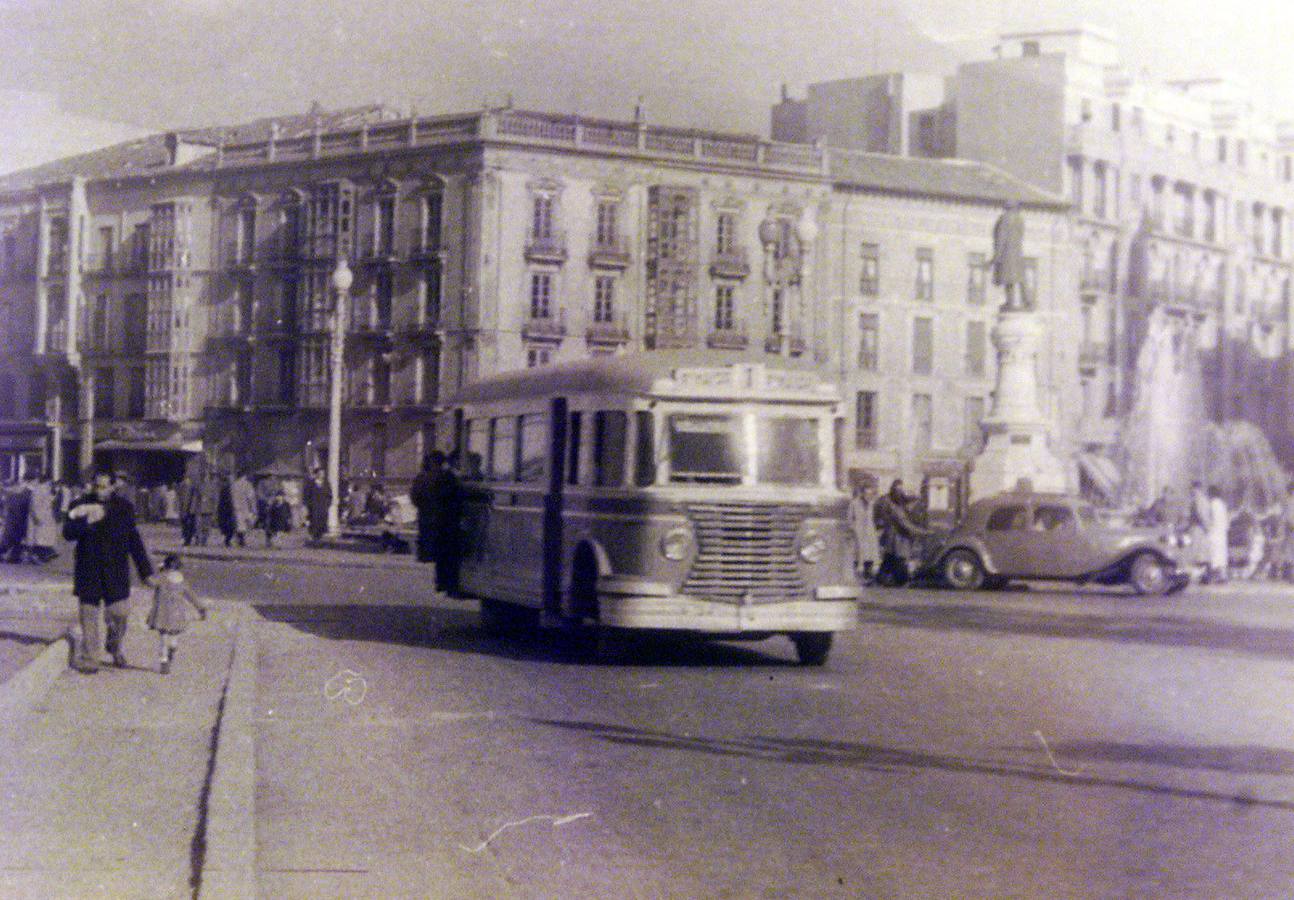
[2,0,1293,139]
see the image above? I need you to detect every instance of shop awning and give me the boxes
[1076,453,1121,501]
[96,439,203,453]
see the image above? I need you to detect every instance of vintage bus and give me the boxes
[447,350,860,664]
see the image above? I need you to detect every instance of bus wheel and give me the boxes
[790,632,833,666]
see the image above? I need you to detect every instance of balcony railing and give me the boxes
[586,314,630,345]
[408,227,443,258]
[588,237,630,269]
[525,229,567,264]
[709,247,751,279]
[223,242,257,269]
[522,306,566,341]
[706,320,749,350]
[1078,341,1108,369]
[358,232,400,263]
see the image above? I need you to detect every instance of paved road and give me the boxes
[10,544,1294,898]
[188,559,1294,899]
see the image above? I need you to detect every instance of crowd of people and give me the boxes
[1139,480,1294,584]
[848,478,934,588]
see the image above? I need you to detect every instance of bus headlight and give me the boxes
[660,528,691,561]
[799,530,827,563]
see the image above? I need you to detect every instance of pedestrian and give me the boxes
[303,469,332,542]
[176,473,198,546]
[146,554,208,674]
[1206,485,1230,584]
[25,473,60,564]
[230,472,257,548]
[847,481,881,584]
[264,488,292,548]
[1186,481,1210,582]
[0,478,31,563]
[409,451,465,595]
[196,470,220,546]
[1279,481,1294,582]
[255,473,278,533]
[873,478,927,587]
[216,473,237,546]
[63,471,155,673]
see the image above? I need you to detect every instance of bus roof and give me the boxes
[450,350,838,406]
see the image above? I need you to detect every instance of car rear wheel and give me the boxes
[942,549,986,591]
[1129,552,1171,596]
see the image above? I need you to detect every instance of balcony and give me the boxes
[588,237,631,269]
[586,314,630,346]
[397,316,442,342]
[1078,341,1108,371]
[408,227,443,259]
[647,325,697,350]
[1080,269,1110,296]
[358,232,400,264]
[525,229,567,264]
[350,315,394,341]
[522,307,566,342]
[223,242,257,271]
[82,252,116,276]
[45,252,68,278]
[706,320,749,350]
[709,247,751,279]
[206,308,250,346]
[764,330,806,356]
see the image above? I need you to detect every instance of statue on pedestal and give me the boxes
[990,201,1026,311]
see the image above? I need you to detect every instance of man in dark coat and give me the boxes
[63,471,155,673]
[303,469,332,542]
[176,474,198,546]
[873,479,927,587]
[409,451,464,594]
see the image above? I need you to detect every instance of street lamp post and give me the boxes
[327,257,352,537]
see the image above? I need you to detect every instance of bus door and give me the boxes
[541,397,569,618]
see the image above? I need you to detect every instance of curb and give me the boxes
[165,546,423,571]
[0,635,71,726]
[198,604,259,900]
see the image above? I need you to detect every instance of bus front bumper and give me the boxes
[595,578,859,632]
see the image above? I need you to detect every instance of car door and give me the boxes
[981,502,1031,575]
[1024,502,1091,578]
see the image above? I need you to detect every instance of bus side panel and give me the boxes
[460,487,545,608]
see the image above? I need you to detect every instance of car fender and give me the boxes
[1086,544,1177,583]
[935,537,1000,575]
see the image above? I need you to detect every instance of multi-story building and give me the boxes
[0,103,1069,514]
[775,25,1294,490]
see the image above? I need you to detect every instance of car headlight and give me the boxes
[660,527,691,561]
[799,530,827,563]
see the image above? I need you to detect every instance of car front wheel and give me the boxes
[1129,552,1170,596]
[942,549,986,591]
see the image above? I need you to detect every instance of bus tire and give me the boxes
[791,632,833,666]
[567,546,600,622]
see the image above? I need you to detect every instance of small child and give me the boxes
[146,554,208,674]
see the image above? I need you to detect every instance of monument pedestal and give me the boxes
[968,309,1068,501]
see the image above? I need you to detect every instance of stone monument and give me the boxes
[968,202,1069,500]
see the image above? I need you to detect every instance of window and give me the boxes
[1111,103,1121,132]
[95,368,115,419]
[532,195,554,239]
[912,317,933,374]
[91,294,109,350]
[1032,505,1075,532]
[27,371,46,419]
[1021,40,1040,56]
[986,504,1028,531]
[423,192,443,251]
[530,272,553,318]
[1080,98,1092,123]
[915,248,933,301]
[1238,140,1247,168]
[1093,164,1107,219]
[967,252,986,305]
[860,243,879,296]
[526,346,551,368]
[566,411,582,486]
[423,261,442,326]
[517,413,548,483]
[97,226,115,270]
[593,276,615,323]
[488,417,517,481]
[912,393,933,453]
[714,284,736,330]
[667,414,742,484]
[375,196,395,255]
[596,200,618,248]
[1069,157,1084,210]
[593,410,627,486]
[965,320,987,377]
[858,313,879,371]
[855,390,878,449]
[1218,136,1228,164]
[418,347,439,405]
[716,211,735,255]
[123,294,146,353]
[1023,258,1038,308]
[236,207,256,263]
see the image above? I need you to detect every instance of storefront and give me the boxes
[0,423,53,482]
[93,422,203,486]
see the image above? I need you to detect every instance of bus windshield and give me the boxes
[667,414,743,484]
[665,411,822,486]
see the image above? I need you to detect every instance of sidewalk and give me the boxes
[0,597,254,899]
[138,522,423,571]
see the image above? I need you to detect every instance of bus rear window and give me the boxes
[757,416,820,485]
[668,414,742,484]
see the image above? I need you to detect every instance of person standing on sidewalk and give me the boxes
[230,472,258,548]
[410,451,465,594]
[303,469,332,543]
[146,554,207,674]
[25,473,60,564]
[63,471,155,673]
[176,473,198,546]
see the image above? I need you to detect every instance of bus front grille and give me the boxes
[682,502,808,601]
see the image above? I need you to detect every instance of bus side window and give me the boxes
[593,410,627,487]
[517,413,548,483]
[634,410,656,486]
[466,419,488,480]
[567,411,582,486]
[489,416,517,482]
